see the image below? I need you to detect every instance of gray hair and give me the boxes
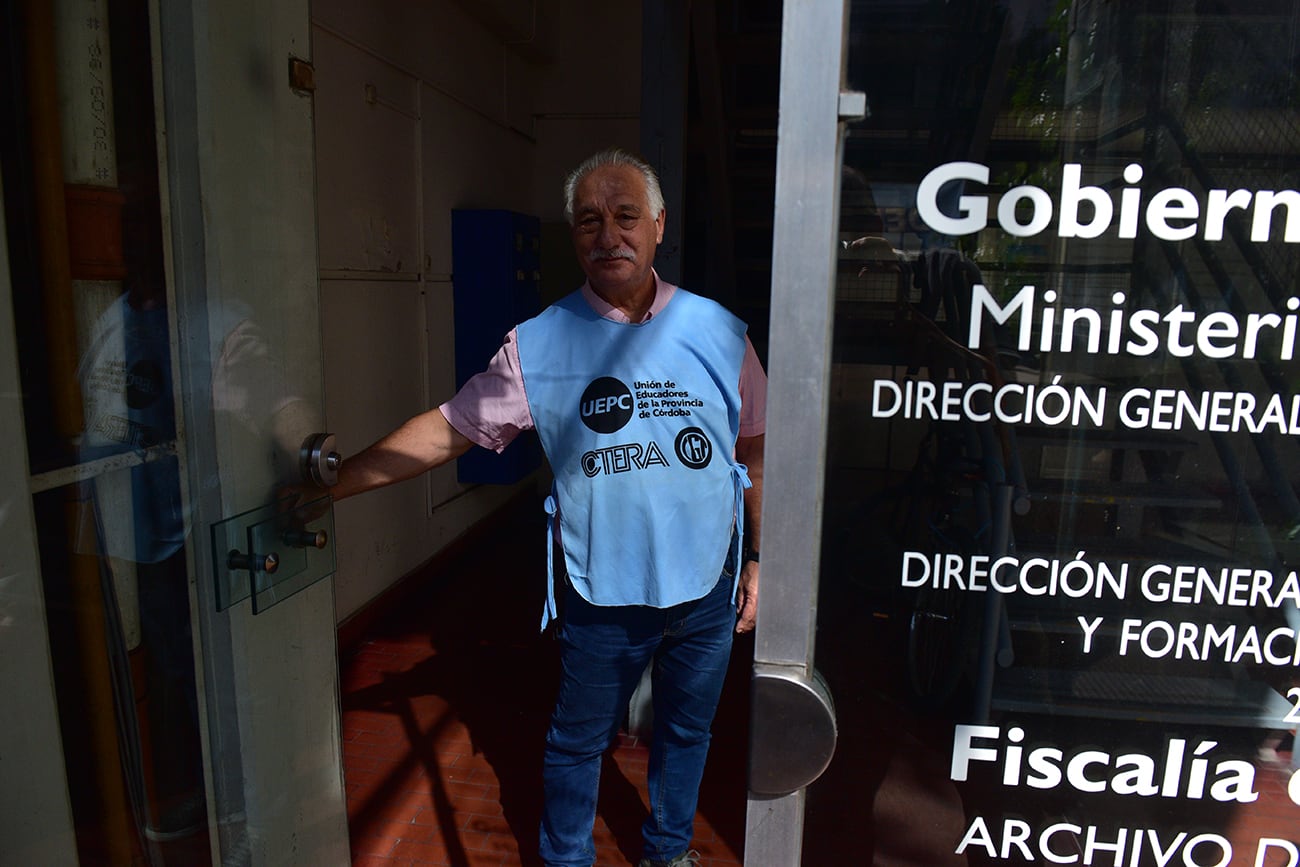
[562,148,665,225]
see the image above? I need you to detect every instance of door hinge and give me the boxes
[289,56,315,94]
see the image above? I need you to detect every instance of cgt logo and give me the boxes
[580,377,634,433]
[674,427,712,469]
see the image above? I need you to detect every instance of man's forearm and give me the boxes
[332,408,474,500]
[737,434,764,552]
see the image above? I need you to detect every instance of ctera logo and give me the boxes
[581,442,670,477]
[580,377,634,433]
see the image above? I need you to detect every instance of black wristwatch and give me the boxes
[743,548,760,565]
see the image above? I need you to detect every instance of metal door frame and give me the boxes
[745,0,851,863]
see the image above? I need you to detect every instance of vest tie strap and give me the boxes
[541,490,559,631]
[731,462,753,602]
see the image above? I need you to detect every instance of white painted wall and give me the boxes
[312,1,644,623]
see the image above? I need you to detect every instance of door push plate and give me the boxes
[211,493,335,613]
[749,666,838,796]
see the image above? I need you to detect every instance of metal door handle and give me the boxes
[228,549,279,574]
[300,432,341,487]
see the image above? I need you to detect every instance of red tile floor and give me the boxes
[338,494,1300,866]
[339,496,749,867]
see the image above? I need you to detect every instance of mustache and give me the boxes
[588,247,637,263]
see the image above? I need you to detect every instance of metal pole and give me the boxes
[745,0,851,863]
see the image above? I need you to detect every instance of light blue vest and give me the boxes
[516,287,751,628]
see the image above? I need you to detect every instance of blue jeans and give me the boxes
[539,564,736,866]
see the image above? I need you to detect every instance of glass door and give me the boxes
[754,0,1300,863]
[0,0,347,863]
[156,0,349,863]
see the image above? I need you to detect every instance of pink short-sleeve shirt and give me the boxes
[440,274,767,452]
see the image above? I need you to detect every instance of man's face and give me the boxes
[570,164,665,296]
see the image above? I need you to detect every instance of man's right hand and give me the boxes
[735,559,759,633]
[275,483,332,523]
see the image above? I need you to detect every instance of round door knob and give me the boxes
[300,433,341,487]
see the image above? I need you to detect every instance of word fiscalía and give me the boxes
[951,725,1258,803]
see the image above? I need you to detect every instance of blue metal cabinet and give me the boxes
[451,209,543,484]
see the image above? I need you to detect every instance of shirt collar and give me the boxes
[580,270,676,324]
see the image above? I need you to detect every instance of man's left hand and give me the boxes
[735,560,759,633]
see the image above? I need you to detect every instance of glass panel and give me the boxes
[211,500,273,613]
[249,495,335,614]
[809,1,1300,863]
[3,0,343,862]
[211,495,334,613]
[1,0,211,860]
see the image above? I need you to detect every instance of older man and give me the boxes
[329,148,765,867]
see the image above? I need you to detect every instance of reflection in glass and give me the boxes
[812,2,1300,864]
[77,278,206,844]
[5,1,211,860]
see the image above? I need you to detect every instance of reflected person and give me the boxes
[77,279,203,840]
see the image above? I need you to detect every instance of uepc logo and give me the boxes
[580,377,634,434]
